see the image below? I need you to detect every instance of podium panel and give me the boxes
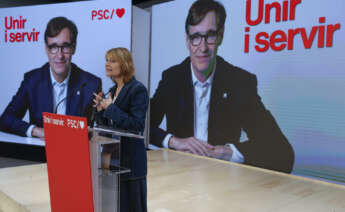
[43,113,94,212]
[89,129,125,212]
[90,126,141,212]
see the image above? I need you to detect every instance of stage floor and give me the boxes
[1,149,345,212]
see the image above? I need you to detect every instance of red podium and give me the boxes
[43,112,94,212]
[43,113,143,212]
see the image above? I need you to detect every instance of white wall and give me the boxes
[132,6,151,88]
[132,6,151,147]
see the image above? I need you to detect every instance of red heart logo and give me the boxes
[116,8,125,18]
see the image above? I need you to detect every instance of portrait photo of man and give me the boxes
[150,0,294,173]
[0,16,101,138]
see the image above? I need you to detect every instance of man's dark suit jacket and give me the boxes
[0,62,101,136]
[150,56,294,173]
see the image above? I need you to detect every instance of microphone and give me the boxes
[103,89,112,99]
[93,88,112,108]
[54,82,86,114]
[90,87,112,128]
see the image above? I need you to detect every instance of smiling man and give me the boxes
[150,0,295,173]
[0,17,101,138]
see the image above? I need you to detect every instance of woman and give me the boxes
[93,47,148,212]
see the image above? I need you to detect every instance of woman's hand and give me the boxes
[93,92,104,112]
[93,92,113,111]
[100,95,113,110]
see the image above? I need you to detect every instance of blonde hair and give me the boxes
[105,47,135,83]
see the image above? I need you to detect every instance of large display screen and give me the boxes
[0,0,131,142]
[150,0,345,181]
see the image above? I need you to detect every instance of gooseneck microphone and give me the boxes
[53,82,86,114]
[93,88,112,108]
[103,88,112,99]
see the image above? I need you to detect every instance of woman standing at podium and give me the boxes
[93,47,148,212]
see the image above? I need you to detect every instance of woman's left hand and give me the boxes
[100,95,113,110]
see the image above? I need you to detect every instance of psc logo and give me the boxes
[91,8,125,20]
[67,119,85,129]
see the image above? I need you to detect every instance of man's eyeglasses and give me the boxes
[47,43,74,54]
[188,30,219,46]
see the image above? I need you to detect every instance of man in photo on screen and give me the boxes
[0,16,101,138]
[150,0,294,173]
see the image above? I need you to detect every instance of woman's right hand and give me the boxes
[93,91,104,112]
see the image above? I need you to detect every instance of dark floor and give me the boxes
[0,156,40,168]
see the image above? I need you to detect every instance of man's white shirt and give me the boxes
[26,67,71,137]
[162,61,244,163]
